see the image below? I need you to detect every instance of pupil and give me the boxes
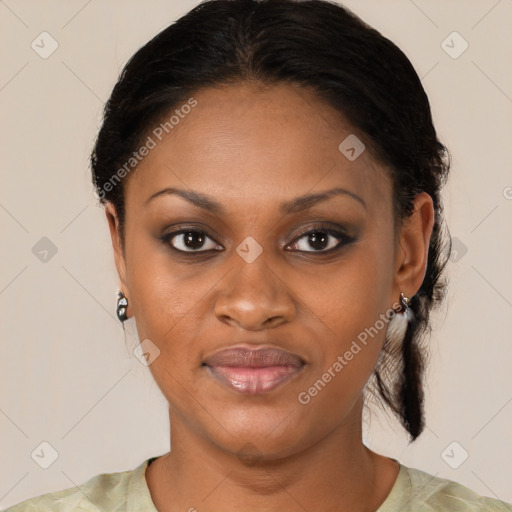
[185,231,204,249]
[309,231,327,250]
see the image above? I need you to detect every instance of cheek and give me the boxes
[124,232,208,380]
[301,239,393,343]
[125,222,203,329]
[295,237,395,405]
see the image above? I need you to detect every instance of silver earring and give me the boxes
[386,292,413,345]
[116,290,129,322]
[399,292,410,312]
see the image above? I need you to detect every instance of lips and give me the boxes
[203,346,305,395]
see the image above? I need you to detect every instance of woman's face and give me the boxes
[107,82,429,460]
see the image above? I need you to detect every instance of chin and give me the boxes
[202,406,315,462]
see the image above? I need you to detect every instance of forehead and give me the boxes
[125,82,391,214]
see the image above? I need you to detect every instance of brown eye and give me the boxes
[288,228,353,253]
[163,230,221,252]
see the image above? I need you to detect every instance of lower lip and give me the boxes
[205,365,303,394]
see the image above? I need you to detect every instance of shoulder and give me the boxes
[3,459,151,512]
[400,464,512,511]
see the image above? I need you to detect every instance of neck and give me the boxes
[146,397,398,512]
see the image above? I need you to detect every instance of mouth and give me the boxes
[202,346,305,395]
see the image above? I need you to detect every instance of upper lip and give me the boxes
[203,345,305,368]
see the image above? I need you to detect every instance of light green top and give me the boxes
[5,457,512,511]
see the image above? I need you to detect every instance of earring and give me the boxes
[116,290,129,322]
[386,292,413,345]
[399,292,410,312]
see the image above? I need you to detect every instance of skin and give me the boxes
[106,81,434,511]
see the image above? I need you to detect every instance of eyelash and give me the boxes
[159,224,355,256]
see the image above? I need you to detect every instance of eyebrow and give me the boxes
[144,186,367,214]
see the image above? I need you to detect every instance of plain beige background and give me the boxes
[1,0,511,508]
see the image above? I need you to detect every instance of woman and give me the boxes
[7,0,511,510]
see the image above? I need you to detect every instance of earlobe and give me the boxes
[393,192,435,299]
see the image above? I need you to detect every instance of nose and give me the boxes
[214,256,296,331]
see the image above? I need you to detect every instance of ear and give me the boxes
[393,192,435,301]
[105,202,128,291]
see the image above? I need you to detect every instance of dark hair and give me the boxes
[91,0,451,441]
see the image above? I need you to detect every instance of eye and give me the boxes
[287,227,353,253]
[162,229,222,253]
[161,224,354,255]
